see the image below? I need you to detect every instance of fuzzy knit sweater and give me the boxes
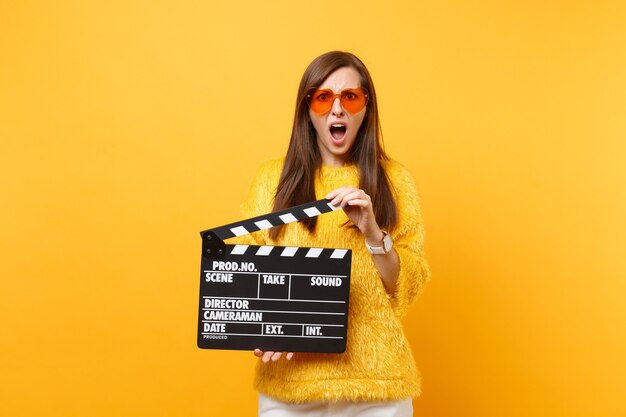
[235,157,431,404]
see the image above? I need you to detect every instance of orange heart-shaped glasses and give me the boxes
[306,87,369,115]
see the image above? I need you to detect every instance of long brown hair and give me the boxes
[269,51,397,240]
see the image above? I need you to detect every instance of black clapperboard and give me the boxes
[197,199,352,353]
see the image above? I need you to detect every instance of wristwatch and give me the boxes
[365,231,393,255]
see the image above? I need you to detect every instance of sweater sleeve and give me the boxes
[387,163,431,319]
[229,158,282,247]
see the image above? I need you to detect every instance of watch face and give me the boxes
[383,233,392,252]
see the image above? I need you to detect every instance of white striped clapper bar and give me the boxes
[198,199,352,353]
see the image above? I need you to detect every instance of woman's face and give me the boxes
[308,66,367,167]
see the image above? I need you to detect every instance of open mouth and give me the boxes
[329,124,347,141]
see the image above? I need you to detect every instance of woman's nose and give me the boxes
[331,97,344,116]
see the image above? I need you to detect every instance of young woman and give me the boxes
[239,51,431,416]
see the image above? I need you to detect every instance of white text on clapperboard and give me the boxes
[201,261,346,339]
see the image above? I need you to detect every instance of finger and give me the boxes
[262,351,274,363]
[346,199,369,207]
[326,186,354,203]
[271,352,283,362]
[286,352,294,360]
[325,189,340,200]
[339,190,370,208]
[253,349,263,357]
[330,187,359,207]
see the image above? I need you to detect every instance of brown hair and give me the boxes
[269,51,397,240]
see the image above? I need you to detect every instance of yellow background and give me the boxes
[1,1,625,416]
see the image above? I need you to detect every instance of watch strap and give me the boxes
[366,231,392,254]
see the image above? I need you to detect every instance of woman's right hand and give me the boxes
[253,349,294,363]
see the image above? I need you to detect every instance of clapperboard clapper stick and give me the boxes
[198,199,352,353]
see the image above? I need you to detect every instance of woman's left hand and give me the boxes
[326,186,383,244]
[327,186,400,294]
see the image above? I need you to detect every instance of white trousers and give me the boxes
[258,393,413,417]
